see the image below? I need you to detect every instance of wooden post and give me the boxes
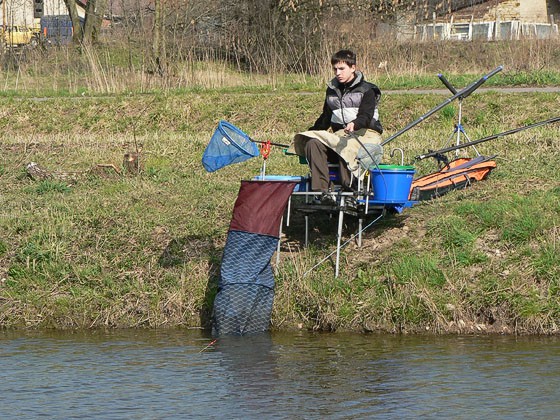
[494,13,500,41]
[123,152,143,174]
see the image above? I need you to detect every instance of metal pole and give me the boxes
[381,66,503,147]
[305,214,309,247]
[358,218,363,248]
[415,116,560,161]
[456,99,463,152]
[438,72,479,157]
[276,216,282,268]
[335,197,345,277]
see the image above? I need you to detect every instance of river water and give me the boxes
[1,329,558,419]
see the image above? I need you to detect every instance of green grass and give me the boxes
[1,69,559,334]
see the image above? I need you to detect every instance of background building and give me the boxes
[1,1,75,27]
[378,0,560,41]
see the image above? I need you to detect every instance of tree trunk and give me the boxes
[153,0,160,58]
[64,0,83,43]
[82,0,97,43]
[65,0,107,45]
[94,0,108,42]
[153,0,166,75]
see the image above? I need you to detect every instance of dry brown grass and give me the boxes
[2,37,560,95]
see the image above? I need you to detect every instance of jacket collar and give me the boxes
[328,70,364,91]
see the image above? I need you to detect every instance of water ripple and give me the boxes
[1,331,559,419]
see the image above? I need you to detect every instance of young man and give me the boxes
[288,49,383,204]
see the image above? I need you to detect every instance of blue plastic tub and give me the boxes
[328,164,340,183]
[252,175,308,192]
[370,164,415,203]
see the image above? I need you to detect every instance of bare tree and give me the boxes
[64,0,84,42]
[152,0,165,74]
[64,0,108,44]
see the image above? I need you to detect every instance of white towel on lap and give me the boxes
[288,128,383,177]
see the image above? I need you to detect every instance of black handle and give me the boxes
[438,73,457,94]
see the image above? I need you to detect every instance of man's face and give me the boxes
[333,62,356,84]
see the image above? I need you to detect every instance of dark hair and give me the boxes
[331,49,356,67]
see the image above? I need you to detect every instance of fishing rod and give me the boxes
[250,138,290,148]
[414,116,560,161]
[380,65,503,147]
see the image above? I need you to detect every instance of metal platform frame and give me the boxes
[279,177,414,277]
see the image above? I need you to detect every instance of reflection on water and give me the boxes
[1,330,559,419]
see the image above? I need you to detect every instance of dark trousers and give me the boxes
[304,138,351,192]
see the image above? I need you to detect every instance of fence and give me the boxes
[413,19,559,41]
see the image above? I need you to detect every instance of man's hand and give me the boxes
[344,122,355,133]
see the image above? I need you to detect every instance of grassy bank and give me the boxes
[1,80,559,334]
[3,39,560,96]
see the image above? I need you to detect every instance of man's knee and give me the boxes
[305,139,327,162]
[305,138,325,153]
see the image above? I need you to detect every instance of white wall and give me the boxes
[1,0,70,27]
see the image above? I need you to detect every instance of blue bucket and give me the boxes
[370,164,415,202]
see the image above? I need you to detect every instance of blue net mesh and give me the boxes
[202,120,260,172]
